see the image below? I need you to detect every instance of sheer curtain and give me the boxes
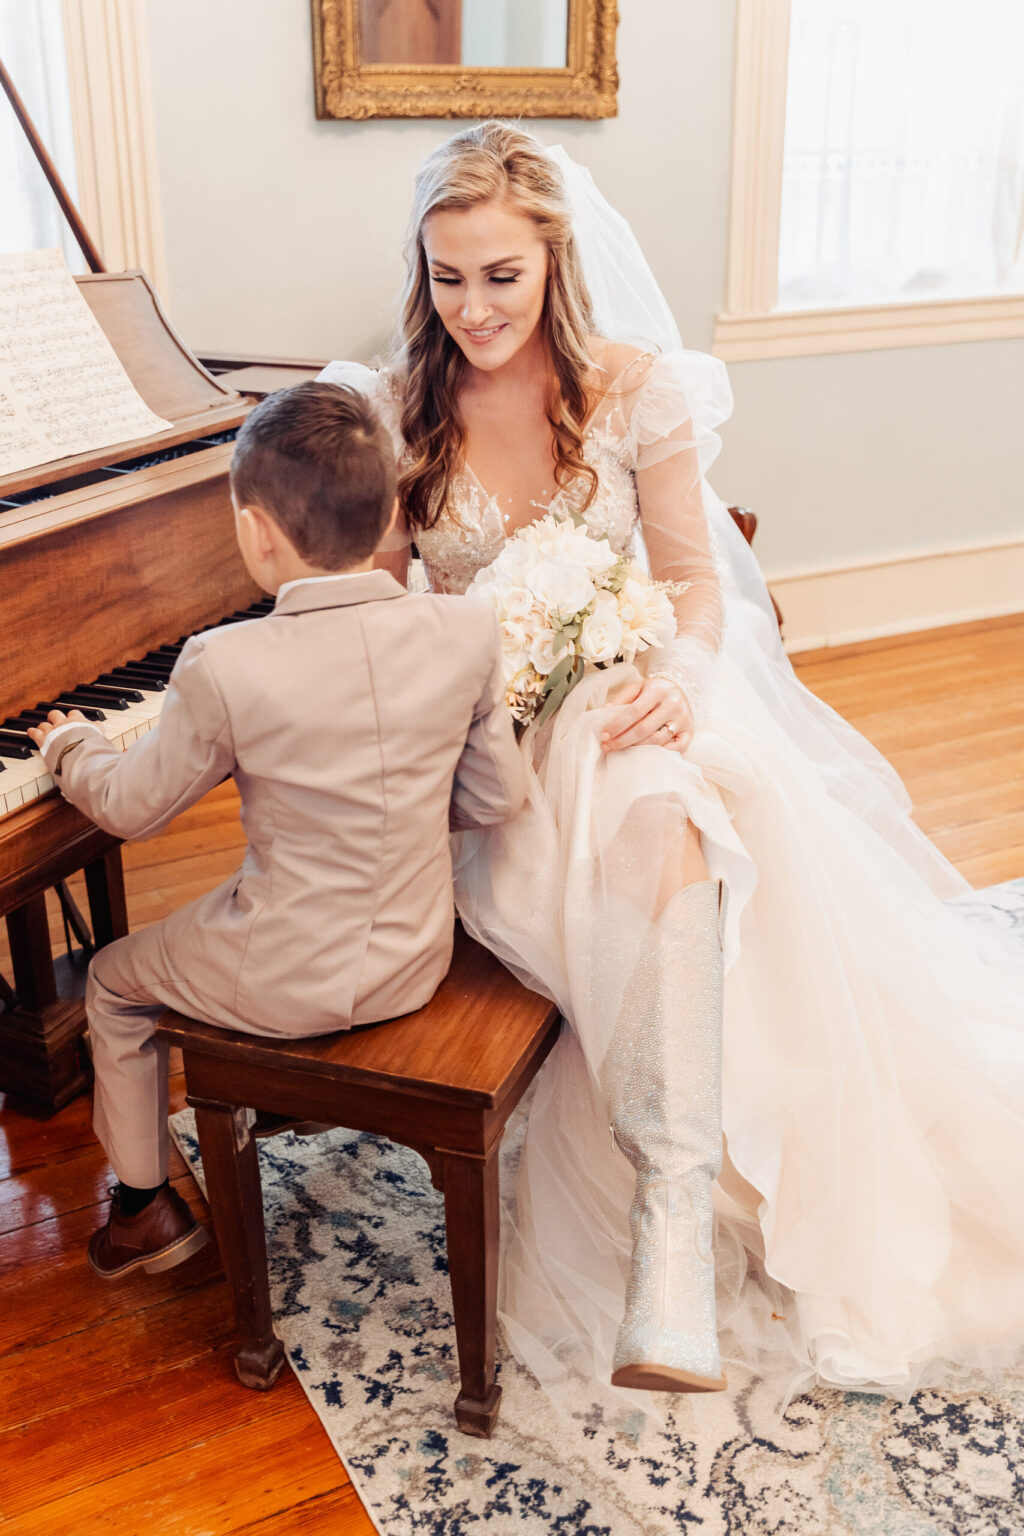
[0,0,82,270]
[778,0,1024,306]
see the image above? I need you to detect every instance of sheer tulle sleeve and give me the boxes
[623,350,733,722]
[317,360,410,558]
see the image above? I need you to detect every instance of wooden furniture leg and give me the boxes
[0,893,90,1110]
[440,1145,502,1437]
[0,847,126,1110]
[191,1096,286,1391]
[84,847,129,946]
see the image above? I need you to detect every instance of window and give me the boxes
[0,0,83,270]
[715,0,1024,359]
[0,0,166,294]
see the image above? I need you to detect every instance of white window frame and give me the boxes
[59,0,166,297]
[713,0,1024,361]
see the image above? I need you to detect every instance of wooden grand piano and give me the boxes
[0,58,319,1111]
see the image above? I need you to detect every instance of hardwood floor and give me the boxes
[1,614,1021,1533]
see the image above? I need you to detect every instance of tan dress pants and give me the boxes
[87,919,298,1188]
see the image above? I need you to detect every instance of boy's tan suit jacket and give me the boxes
[42,571,526,1032]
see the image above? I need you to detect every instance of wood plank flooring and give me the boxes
[1,614,1021,1534]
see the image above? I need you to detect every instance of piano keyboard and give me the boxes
[0,597,275,821]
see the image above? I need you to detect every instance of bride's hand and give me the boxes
[600,678,693,753]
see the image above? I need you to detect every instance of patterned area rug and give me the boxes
[170,880,1024,1536]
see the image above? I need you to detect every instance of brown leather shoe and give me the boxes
[88,1184,208,1279]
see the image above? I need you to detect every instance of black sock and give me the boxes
[117,1178,168,1217]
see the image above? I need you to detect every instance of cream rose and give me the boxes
[579,601,625,664]
[501,585,539,624]
[529,628,572,676]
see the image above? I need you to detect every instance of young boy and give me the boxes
[29,381,525,1279]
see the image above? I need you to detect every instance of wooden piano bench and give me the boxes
[155,927,560,1439]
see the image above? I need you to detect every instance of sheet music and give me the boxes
[0,249,172,477]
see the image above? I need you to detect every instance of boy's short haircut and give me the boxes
[230,381,397,570]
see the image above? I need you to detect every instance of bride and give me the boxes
[321,121,1024,1409]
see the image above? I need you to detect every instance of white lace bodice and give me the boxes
[415,421,641,595]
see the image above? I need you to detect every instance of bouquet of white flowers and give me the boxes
[466,511,686,729]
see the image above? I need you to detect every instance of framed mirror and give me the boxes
[311,0,618,120]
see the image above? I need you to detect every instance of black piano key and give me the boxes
[95,671,165,693]
[116,671,169,690]
[80,681,147,703]
[143,651,177,667]
[36,697,119,718]
[49,698,108,720]
[0,734,33,759]
[123,656,172,672]
[55,690,130,712]
[4,714,46,730]
[79,681,146,703]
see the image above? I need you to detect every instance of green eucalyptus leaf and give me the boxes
[535,656,585,727]
[542,653,575,695]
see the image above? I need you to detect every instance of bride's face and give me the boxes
[422,198,549,373]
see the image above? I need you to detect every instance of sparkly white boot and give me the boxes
[603,878,726,1394]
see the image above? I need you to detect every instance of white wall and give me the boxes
[142,0,1023,637]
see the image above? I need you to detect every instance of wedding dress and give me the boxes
[319,154,1024,1414]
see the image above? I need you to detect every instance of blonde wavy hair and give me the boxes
[395,120,598,531]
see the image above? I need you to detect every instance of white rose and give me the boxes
[501,645,532,681]
[618,579,677,649]
[645,591,678,648]
[466,568,498,603]
[497,541,542,586]
[531,559,596,623]
[529,627,572,675]
[501,585,536,623]
[579,605,624,664]
[560,531,619,579]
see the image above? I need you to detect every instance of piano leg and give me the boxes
[1,894,92,1113]
[0,849,128,1115]
[85,847,129,949]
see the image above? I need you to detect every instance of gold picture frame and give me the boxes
[311,0,619,120]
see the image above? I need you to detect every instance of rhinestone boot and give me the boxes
[603,878,726,1394]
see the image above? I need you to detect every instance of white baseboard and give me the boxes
[766,538,1024,653]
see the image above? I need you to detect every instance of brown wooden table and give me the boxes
[157,927,560,1437]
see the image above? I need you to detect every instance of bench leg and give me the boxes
[440,1146,502,1437]
[191,1097,286,1392]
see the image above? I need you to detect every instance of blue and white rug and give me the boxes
[171,880,1024,1536]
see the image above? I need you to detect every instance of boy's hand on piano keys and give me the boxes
[27,708,88,748]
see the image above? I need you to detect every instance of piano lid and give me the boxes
[76,270,244,425]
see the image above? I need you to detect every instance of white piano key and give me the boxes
[0,782,24,815]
